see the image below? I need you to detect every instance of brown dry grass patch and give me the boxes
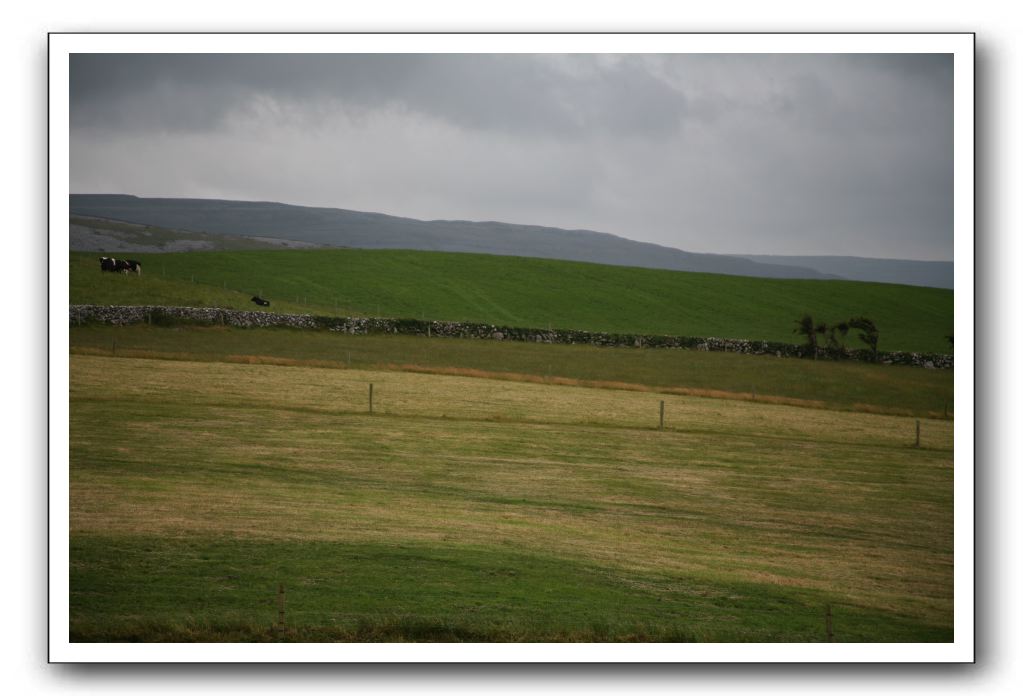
[384,362,831,410]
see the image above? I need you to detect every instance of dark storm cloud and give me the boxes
[69,53,954,260]
[70,54,689,137]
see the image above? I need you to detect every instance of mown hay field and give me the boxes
[69,354,953,642]
[70,325,954,419]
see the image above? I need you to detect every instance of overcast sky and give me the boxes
[70,53,953,261]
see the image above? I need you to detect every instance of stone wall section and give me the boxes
[69,304,953,369]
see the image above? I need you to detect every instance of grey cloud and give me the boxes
[71,54,689,138]
[69,53,954,261]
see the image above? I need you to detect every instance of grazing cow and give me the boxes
[251,296,270,307]
[100,257,141,274]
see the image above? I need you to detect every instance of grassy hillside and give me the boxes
[71,355,953,642]
[70,325,954,418]
[70,249,954,353]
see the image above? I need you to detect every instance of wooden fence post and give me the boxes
[659,401,665,430]
[915,420,921,448]
[369,383,374,414]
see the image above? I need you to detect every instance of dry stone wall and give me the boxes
[69,304,953,369]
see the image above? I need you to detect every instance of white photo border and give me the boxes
[49,31,975,663]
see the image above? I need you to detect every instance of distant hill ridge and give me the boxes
[734,254,953,290]
[69,194,836,281]
[69,194,951,287]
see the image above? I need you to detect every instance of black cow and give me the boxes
[123,259,142,274]
[99,257,116,272]
[251,296,270,307]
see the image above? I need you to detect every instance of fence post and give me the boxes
[659,401,665,430]
[825,604,833,642]
[277,583,286,629]
[369,383,374,414]
[915,420,921,448]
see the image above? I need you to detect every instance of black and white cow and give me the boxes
[99,257,141,274]
[251,296,270,307]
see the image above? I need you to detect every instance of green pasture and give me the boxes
[70,249,954,353]
[70,355,954,642]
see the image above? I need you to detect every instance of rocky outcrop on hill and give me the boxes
[69,304,953,369]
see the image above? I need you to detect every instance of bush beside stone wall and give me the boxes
[69,304,953,369]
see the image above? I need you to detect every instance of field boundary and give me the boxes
[69,347,949,420]
[69,304,954,369]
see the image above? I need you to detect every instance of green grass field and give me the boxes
[70,354,953,642]
[70,324,954,419]
[67,245,956,642]
[70,249,954,353]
